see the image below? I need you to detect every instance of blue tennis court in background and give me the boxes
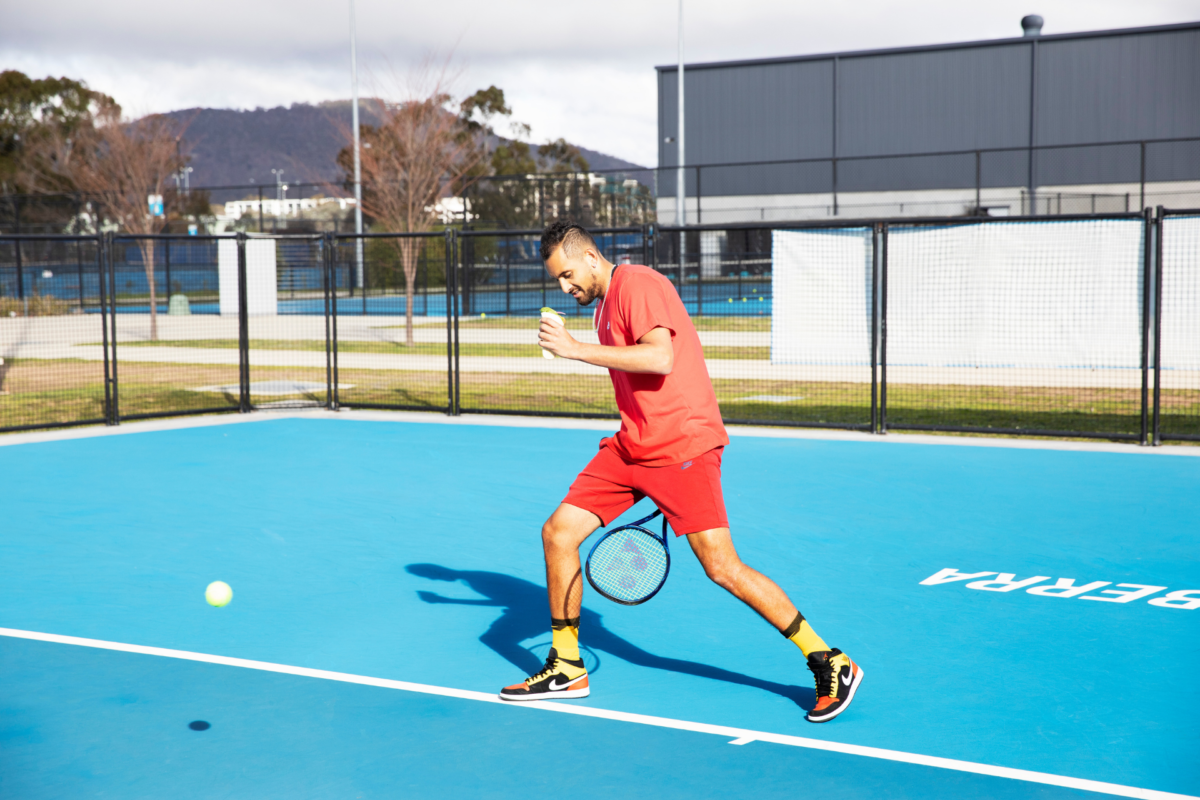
[2,416,1197,799]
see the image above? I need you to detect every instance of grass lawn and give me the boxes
[4,359,1198,442]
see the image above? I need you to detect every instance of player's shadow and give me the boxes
[407,563,814,711]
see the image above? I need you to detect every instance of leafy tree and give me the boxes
[337,69,512,345]
[538,139,589,173]
[0,70,116,194]
[23,101,188,339]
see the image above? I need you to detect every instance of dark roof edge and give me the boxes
[655,20,1200,72]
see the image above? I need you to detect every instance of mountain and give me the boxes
[162,102,648,202]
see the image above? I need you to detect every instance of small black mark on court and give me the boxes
[188,721,211,731]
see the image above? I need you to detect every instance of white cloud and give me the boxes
[3,0,1197,167]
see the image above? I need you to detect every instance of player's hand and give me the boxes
[539,319,579,359]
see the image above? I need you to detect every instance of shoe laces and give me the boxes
[527,653,560,686]
[809,654,835,698]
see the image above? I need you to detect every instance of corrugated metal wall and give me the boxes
[657,23,1200,197]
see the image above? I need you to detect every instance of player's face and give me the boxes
[545,245,603,306]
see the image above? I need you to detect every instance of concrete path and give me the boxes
[3,314,1195,388]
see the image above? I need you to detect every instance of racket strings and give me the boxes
[588,528,668,603]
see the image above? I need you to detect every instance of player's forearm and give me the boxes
[568,341,673,374]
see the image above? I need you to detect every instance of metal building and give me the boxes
[656,19,1200,222]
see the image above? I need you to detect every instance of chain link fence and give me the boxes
[2,211,1197,443]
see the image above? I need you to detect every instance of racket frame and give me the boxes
[584,508,671,606]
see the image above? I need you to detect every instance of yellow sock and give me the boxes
[551,617,581,661]
[782,612,829,657]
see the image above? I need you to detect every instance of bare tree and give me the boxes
[338,66,512,345]
[25,104,186,340]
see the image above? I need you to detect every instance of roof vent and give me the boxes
[1021,15,1044,37]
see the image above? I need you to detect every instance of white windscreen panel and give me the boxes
[218,238,278,317]
[887,219,1144,369]
[1159,215,1200,372]
[771,228,873,365]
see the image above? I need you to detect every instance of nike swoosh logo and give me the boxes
[841,670,853,687]
[549,676,583,691]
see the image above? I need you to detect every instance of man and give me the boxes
[498,221,863,723]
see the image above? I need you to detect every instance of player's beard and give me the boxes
[572,282,601,306]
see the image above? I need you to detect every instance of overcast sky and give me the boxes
[3,0,1198,167]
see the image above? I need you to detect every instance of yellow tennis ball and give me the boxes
[205,581,233,607]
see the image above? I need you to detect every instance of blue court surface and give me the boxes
[2,416,1197,799]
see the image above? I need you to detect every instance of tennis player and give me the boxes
[498,221,863,723]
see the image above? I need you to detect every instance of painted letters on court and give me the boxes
[920,569,1200,609]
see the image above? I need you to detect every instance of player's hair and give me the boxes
[540,219,598,261]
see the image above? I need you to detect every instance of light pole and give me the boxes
[676,0,685,227]
[349,0,365,294]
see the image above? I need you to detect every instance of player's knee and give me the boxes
[702,556,741,590]
[541,518,572,551]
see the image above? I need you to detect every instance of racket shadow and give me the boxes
[407,563,815,711]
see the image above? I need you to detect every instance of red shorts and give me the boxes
[563,444,728,536]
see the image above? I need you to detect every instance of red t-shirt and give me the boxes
[593,264,728,466]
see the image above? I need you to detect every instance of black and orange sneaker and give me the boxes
[806,648,863,723]
[498,648,590,701]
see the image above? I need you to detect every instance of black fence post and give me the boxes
[98,233,114,425]
[322,232,335,410]
[879,222,889,433]
[1140,208,1153,445]
[14,237,24,306]
[444,228,455,415]
[871,223,880,433]
[696,166,702,225]
[164,236,172,306]
[106,232,120,424]
[76,239,85,311]
[331,237,341,410]
[452,230,461,414]
[463,234,474,318]
[236,232,250,413]
[1152,206,1165,445]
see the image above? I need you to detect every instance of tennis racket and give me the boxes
[585,508,670,605]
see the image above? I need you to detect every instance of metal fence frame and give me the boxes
[2,212,1195,445]
[1152,207,1200,444]
[875,210,1153,442]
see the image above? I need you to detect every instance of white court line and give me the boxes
[1,626,1193,800]
[2,407,1198,456]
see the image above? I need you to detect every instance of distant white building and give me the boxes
[225,196,356,218]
